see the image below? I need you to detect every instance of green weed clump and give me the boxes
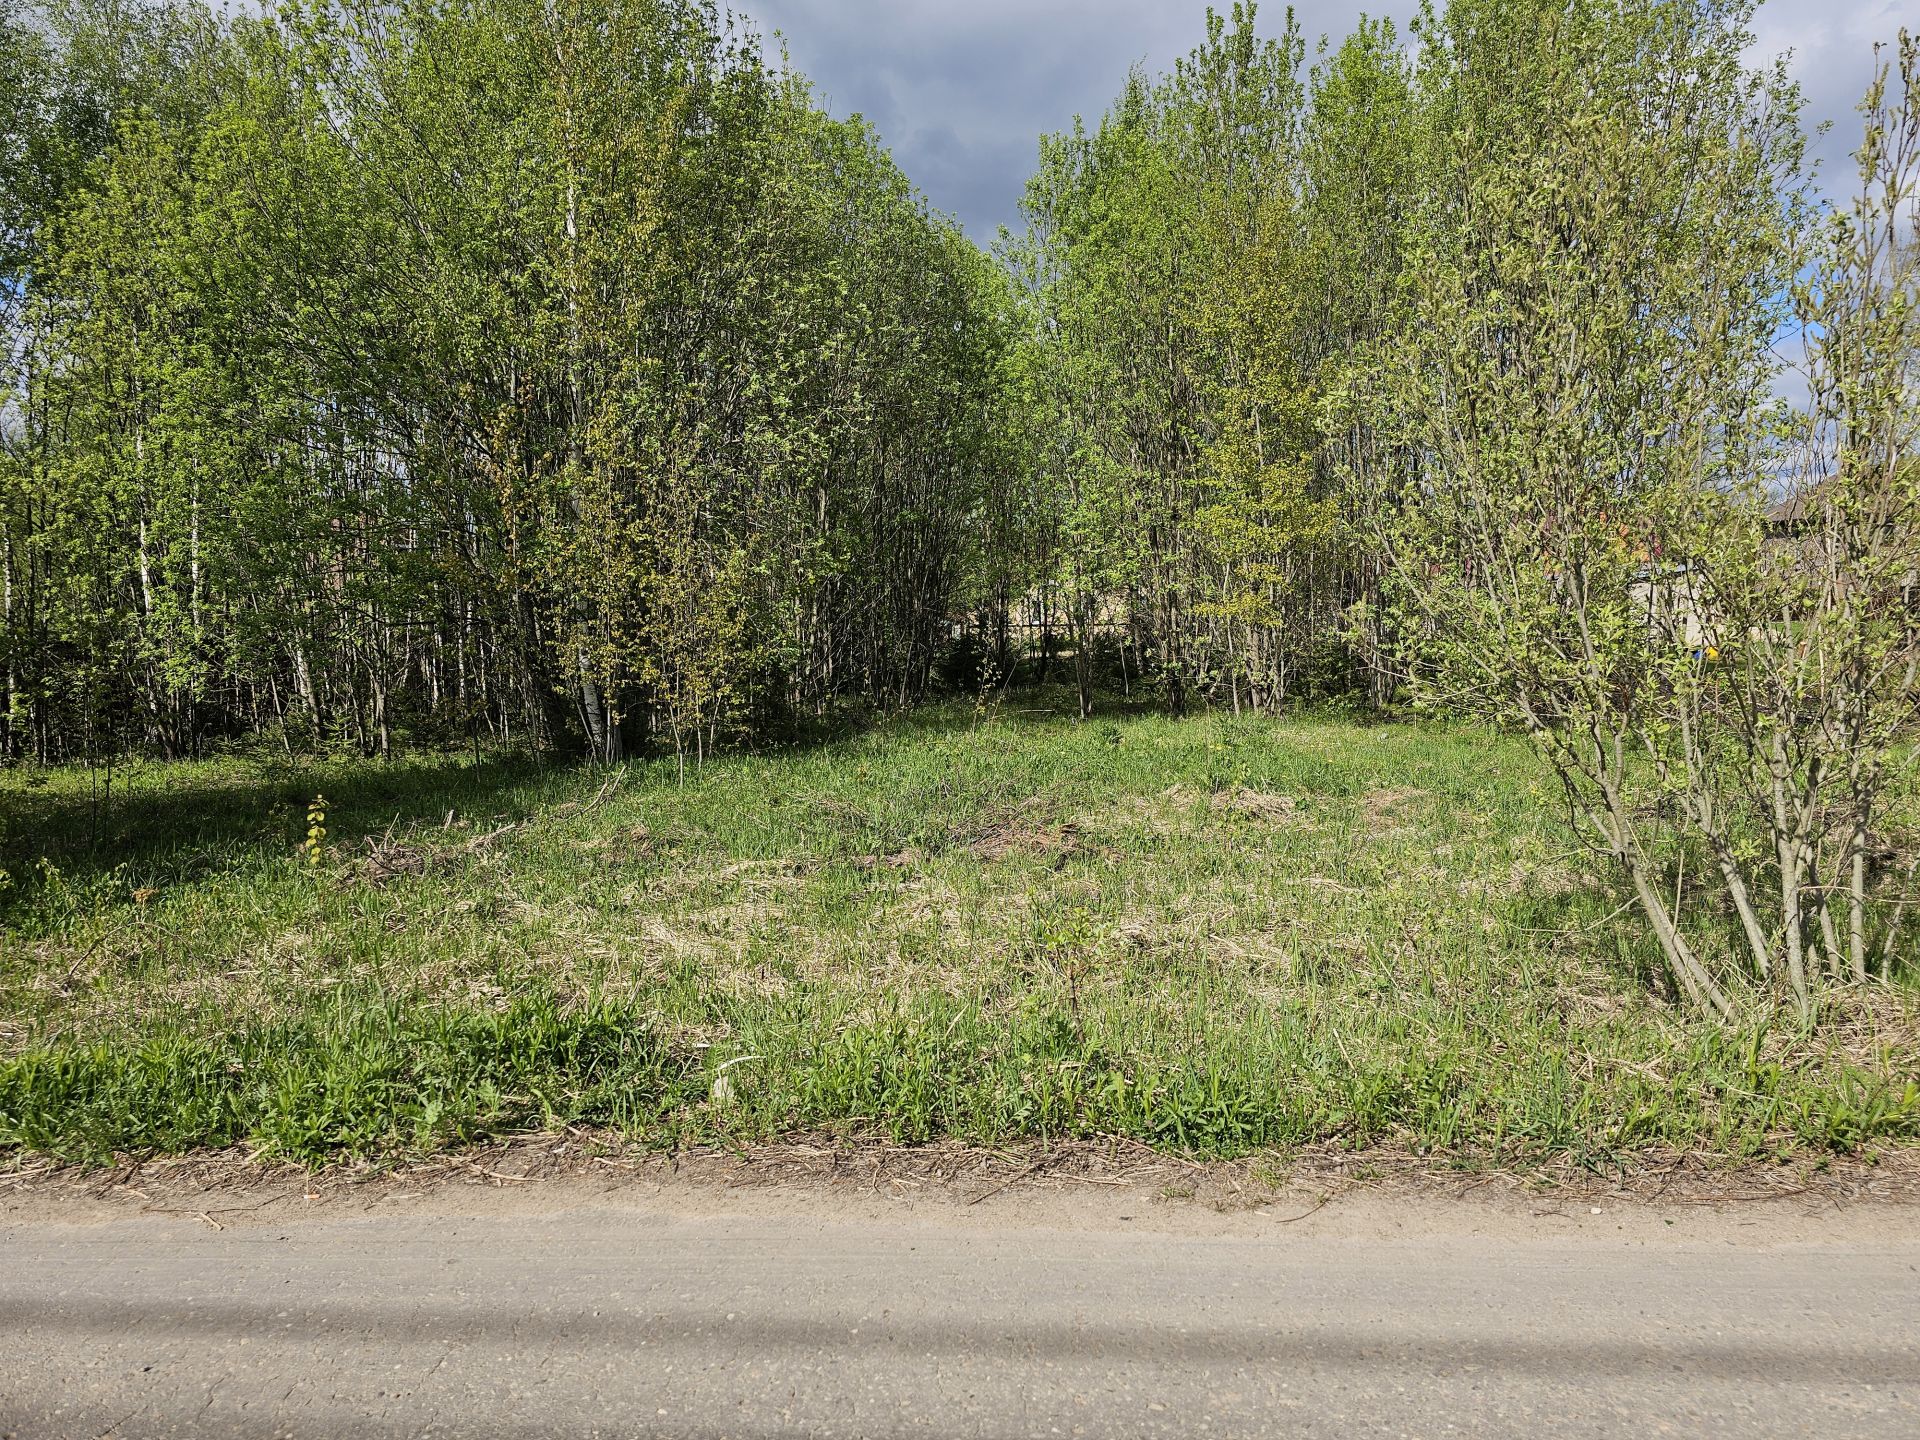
[2,698,1916,1167]
[0,998,680,1163]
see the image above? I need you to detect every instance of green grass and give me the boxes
[2,692,1917,1167]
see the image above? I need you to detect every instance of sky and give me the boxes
[741,0,1915,241]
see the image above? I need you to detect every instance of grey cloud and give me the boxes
[739,0,1908,239]
[1749,0,1913,191]
[744,0,1244,235]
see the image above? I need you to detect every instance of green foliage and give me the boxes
[1367,2,1920,1017]
[0,997,679,1161]
[1011,4,1416,719]
[1,0,1016,764]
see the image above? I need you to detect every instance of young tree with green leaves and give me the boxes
[1367,0,1920,1015]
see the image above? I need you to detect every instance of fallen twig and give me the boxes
[967,1159,1048,1206]
[1270,1189,1340,1224]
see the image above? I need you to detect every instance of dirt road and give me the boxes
[3,1176,1916,1438]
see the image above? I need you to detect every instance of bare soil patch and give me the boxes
[8,1135,1919,1239]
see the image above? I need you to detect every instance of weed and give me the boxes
[304,794,329,868]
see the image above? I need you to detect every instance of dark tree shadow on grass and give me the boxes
[0,684,1281,927]
[0,753,563,917]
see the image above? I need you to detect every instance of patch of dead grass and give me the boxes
[1210,788,1301,823]
[1361,787,1428,828]
[967,815,1081,864]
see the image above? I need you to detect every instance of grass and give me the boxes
[2,691,1917,1168]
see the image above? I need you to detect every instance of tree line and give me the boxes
[2,0,1016,766]
[4,0,1917,1010]
[1015,0,1919,1009]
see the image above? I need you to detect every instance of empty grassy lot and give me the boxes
[2,693,1916,1168]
